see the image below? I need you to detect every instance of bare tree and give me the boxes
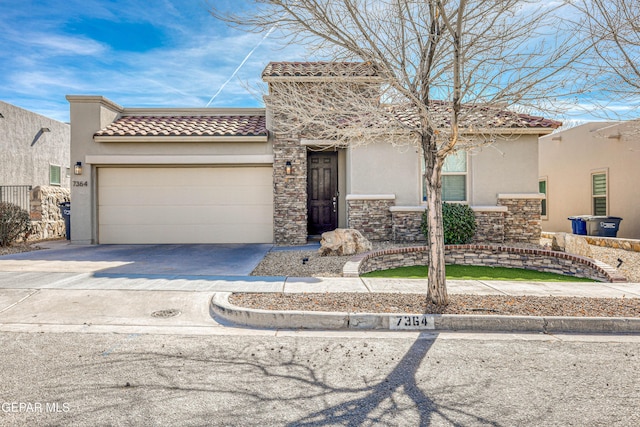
[568,0,640,124]
[571,0,640,93]
[212,0,581,305]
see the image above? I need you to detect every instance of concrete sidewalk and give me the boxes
[1,241,639,334]
[0,269,639,334]
[1,269,640,296]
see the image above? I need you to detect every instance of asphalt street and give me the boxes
[0,331,639,426]
[1,242,639,425]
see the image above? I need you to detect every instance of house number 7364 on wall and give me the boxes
[72,181,88,187]
[389,315,435,330]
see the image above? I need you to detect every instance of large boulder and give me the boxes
[319,228,372,256]
[551,232,593,258]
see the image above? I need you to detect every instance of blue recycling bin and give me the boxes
[568,216,587,235]
[59,202,71,240]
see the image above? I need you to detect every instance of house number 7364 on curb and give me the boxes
[390,315,435,330]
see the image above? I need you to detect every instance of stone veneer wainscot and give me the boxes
[346,195,395,241]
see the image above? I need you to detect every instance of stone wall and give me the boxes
[498,194,543,244]
[543,232,640,253]
[28,186,70,240]
[472,207,507,244]
[390,207,426,243]
[347,245,625,282]
[272,133,308,246]
[346,196,395,241]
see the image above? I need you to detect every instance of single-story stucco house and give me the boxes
[67,62,560,246]
[539,120,640,239]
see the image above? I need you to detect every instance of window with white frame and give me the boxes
[49,164,61,186]
[592,172,607,216]
[539,178,547,218]
[422,151,468,202]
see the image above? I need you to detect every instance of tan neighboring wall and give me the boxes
[539,121,640,239]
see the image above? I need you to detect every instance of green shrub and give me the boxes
[0,202,31,247]
[421,202,477,245]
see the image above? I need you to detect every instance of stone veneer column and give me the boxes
[272,133,308,246]
[29,186,70,240]
[390,206,427,243]
[497,193,544,244]
[346,195,395,241]
[471,206,507,244]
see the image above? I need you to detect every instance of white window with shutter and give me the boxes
[592,171,607,216]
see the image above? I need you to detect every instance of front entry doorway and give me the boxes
[307,151,338,235]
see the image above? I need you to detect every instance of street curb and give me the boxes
[210,293,640,334]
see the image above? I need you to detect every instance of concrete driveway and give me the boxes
[0,241,273,277]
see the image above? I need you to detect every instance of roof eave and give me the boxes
[93,135,268,143]
[263,76,384,83]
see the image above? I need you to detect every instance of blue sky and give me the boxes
[0,1,636,125]
[0,0,305,122]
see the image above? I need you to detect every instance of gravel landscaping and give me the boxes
[245,240,640,317]
[230,293,640,318]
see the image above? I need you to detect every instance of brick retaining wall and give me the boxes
[344,245,626,283]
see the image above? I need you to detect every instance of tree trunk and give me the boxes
[423,140,448,306]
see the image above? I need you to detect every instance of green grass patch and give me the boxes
[362,264,595,282]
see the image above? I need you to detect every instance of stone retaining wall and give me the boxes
[542,232,640,253]
[28,186,70,240]
[344,245,625,283]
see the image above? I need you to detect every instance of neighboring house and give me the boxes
[67,62,560,245]
[0,101,70,209]
[539,121,640,239]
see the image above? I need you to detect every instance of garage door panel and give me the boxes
[99,205,273,226]
[98,167,273,244]
[100,187,272,207]
[99,224,273,244]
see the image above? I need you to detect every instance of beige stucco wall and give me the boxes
[470,135,540,205]
[346,134,540,207]
[347,141,420,205]
[0,101,70,188]
[539,121,640,239]
[67,95,272,244]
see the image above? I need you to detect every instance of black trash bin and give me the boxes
[585,216,623,238]
[568,216,588,235]
[59,202,71,240]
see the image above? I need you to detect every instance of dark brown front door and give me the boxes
[307,151,338,235]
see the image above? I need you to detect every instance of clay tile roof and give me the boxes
[95,115,267,138]
[262,61,380,79]
[390,101,562,130]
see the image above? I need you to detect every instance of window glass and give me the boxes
[592,173,606,215]
[539,179,547,217]
[50,165,61,186]
[443,151,467,173]
[422,151,468,202]
[443,175,466,201]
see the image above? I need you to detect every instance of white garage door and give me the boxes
[98,167,273,244]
